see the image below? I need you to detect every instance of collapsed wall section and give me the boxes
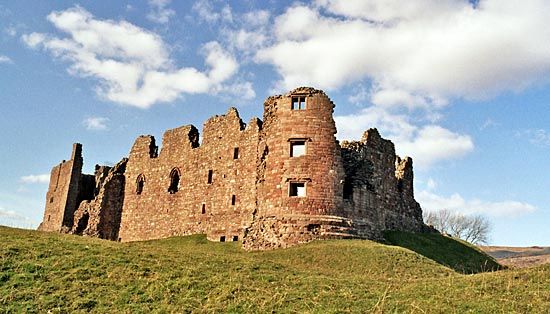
[340,129,426,237]
[70,159,127,240]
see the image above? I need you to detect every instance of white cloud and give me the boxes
[192,0,233,24]
[4,26,17,36]
[20,174,50,184]
[335,107,474,168]
[519,129,550,147]
[83,116,109,131]
[0,55,12,64]
[22,6,245,108]
[426,178,437,190]
[417,190,537,218]
[147,0,175,24]
[257,1,550,100]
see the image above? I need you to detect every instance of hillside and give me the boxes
[1,226,548,313]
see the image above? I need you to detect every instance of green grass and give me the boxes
[384,231,502,274]
[1,226,548,313]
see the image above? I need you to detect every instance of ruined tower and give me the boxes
[39,143,83,232]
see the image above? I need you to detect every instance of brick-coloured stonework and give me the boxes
[39,87,429,250]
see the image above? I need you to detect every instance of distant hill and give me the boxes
[1,226,548,312]
[481,245,550,268]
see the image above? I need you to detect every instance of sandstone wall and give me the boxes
[118,108,261,242]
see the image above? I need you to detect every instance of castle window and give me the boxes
[292,96,306,110]
[201,204,206,214]
[290,140,306,157]
[168,168,180,194]
[220,236,226,242]
[231,195,236,205]
[343,180,353,200]
[136,174,145,195]
[47,215,50,222]
[207,170,213,184]
[233,147,239,159]
[49,197,54,203]
[232,236,239,241]
[289,182,306,197]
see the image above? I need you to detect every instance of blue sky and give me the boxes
[0,0,549,246]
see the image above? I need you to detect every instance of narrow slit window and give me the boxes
[290,140,306,157]
[168,169,180,194]
[343,180,353,200]
[207,170,213,184]
[136,174,145,195]
[289,182,306,197]
[201,204,206,214]
[233,147,239,159]
[231,195,236,205]
[291,96,306,110]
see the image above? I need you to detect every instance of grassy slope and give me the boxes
[1,226,548,313]
[384,231,502,274]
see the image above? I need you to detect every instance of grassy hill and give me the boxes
[1,226,548,313]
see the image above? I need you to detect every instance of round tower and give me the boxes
[245,87,348,249]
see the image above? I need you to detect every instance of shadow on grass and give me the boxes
[384,231,503,274]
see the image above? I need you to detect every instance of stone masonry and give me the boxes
[38,87,429,250]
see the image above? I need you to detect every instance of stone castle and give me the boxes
[38,87,428,250]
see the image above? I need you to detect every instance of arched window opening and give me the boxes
[136,174,145,195]
[168,168,180,194]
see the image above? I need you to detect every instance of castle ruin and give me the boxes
[38,87,428,250]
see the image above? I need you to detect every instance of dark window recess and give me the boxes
[201,204,206,214]
[233,147,239,159]
[47,215,51,222]
[49,197,54,203]
[291,96,306,110]
[307,224,321,232]
[118,238,122,242]
[343,180,353,200]
[397,179,404,193]
[207,170,213,184]
[289,182,306,197]
[136,174,145,195]
[220,236,226,242]
[168,169,180,194]
[290,141,306,157]
[231,195,236,205]
[232,236,239,241]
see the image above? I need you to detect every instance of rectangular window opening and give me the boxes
[289,182,306,197]
[220,236,226,242]
[232,236,239,241]
[290,141,306,157]
[291,96,306,110]
[201,204,206,214]
[207,170,213,184]
[231,195,236,205]
[233,147,239,159]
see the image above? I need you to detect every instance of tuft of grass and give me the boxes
[1,226,548,313]
[384,231,503,274]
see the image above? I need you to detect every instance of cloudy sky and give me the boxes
[1,0,549,246]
